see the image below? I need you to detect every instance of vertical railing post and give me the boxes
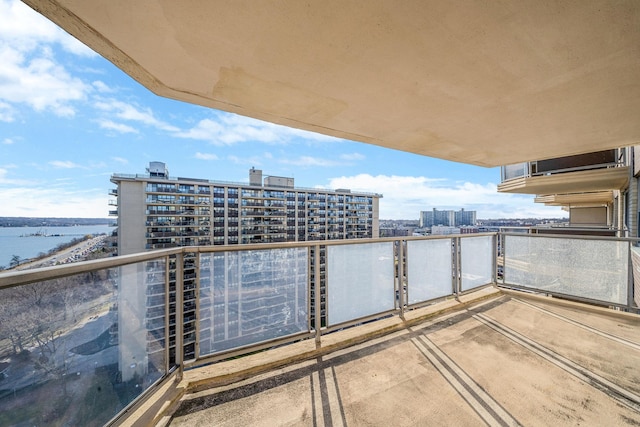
[628,241,635,312]
[194,250,201,361]
[314,244,321,345]
[457,237,462,294]
[175,251,184,378]
[501,233,507,286]
[163,256,171,376]
[398,239,405,318]
[452,237,460,296]
[493,233,498,285]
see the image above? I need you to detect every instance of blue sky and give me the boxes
[0,0,565,220]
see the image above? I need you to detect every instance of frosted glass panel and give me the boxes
[461,236,494,291]
[198,248,308,355]
[406,239,453,303]
[504,235,628,305]
[327,242,395,326]
[632,247,640,308]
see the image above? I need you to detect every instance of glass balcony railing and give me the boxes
[501,149,625,183]
[501,233,634,306]
[0,232,637,425]
[0,253,173,426]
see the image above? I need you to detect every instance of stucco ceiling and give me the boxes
[24,0,640,167]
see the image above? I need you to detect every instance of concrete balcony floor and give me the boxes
[159,287,640,426]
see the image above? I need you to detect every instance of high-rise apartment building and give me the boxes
[419,208,476,228]
[112,163,380,251]
[455,208,477,227]
[110,162,381,362]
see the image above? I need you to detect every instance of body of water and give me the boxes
[0,225,113,268]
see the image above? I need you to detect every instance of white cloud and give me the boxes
[0,186,108,217]
[0,168,35,185]
[175,113,343,145]
[0,0,96,57]
[2,137,15,144]
[97,119,138,134]
[195,152,218,160]
[94,99,179,132]
[0,101,15,122]
[89,161,107,169]
[339,152,365,161]
[92,80,112,93]
[0,1,96,117]
[323,174,565,220]
[112,157,129,164]
[0,44,90,116]
[280,156,342,167]
[228,155,264,166]
[279,153,365,168]
[49,160,85,169]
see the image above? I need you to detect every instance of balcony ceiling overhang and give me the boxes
[23,1,640,167]
[497,167,629,195]
[533,191,614,206]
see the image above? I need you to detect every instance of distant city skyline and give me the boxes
[0,0,567,220]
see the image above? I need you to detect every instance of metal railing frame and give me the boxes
[499,232,640,313]
[500,148,627,183]
[0,231,637,426]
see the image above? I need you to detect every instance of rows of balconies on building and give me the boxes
[146,207,211,215]
[144,183,212,194]
[146,196,211,204]
[146,219,210,227]
[146,230,210,238]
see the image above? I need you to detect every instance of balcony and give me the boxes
[0,233,638,426]
[498,149,629,195]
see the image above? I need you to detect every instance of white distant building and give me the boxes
[420,208,477,228]
[431,225,461,235]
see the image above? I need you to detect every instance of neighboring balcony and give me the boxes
[0,233,638,426]
[498,149,629,195]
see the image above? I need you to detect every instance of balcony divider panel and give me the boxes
[503,234,629,306]
[326,241,395,327]
[460,235,495,291]
[406,238,453,304]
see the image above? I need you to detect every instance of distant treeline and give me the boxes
[0,217,113,227]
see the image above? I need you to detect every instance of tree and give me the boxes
[9,254,21,268]
[0,299,28,355]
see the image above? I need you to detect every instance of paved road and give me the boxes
[15,234,108,270]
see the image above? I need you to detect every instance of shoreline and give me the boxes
[11,235,110,271]
[0,224,114,269]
